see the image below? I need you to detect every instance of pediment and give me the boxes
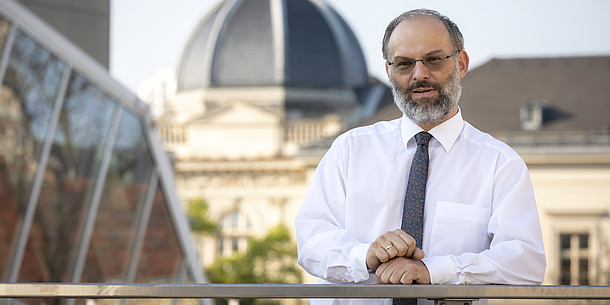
[193,101,280,125]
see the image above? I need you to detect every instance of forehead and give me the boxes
[388,16,453,58]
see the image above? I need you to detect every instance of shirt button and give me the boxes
[341,278,348,283]
[362,272,367,277]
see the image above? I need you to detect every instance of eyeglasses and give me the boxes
[387,50,461,74]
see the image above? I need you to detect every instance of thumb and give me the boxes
[411,247,425,259]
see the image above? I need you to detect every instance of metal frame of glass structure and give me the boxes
[0,1,210,303]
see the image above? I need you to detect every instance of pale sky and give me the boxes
[110,0,610,93]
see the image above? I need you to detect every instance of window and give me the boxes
[559,233,590,285]
[160,124,186,144]
[217,208,252,257]
[520,99,547,130]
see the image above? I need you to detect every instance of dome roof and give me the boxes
[177,0,369,91]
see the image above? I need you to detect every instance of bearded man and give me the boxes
[295,8,546,305]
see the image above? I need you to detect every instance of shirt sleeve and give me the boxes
[422,157,546,285]
[295,139,372,284]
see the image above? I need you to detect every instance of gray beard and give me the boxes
[391,65,462,125]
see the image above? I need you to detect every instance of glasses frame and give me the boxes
[387,50,461,74]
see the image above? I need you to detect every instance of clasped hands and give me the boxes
[366,229,430,285]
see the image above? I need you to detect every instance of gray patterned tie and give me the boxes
[394,131,431,305]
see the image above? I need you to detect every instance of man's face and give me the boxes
[385,16,468,125]
[390,61,461,125]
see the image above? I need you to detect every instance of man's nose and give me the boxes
[411,61,430,81]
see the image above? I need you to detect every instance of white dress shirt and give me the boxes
[295,111,546,305]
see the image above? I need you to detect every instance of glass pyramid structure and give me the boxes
[0,1,209,304]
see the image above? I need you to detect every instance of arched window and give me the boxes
[217,209,252,257]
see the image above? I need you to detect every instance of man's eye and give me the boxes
[396,61,414,68]
[425,57,442,64]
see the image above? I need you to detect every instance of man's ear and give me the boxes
[458,50,470,78]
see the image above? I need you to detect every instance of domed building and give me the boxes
[160,0,391,160]
[178,0,369,90]
[156,0,393,269]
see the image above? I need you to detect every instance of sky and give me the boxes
[110,0,610,94]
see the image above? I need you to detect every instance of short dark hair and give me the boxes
[382,9,464,60]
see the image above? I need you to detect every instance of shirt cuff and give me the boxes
[421,255,457,285]
[348,243,371,283]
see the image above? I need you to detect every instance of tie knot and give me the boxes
[415,131,432,145]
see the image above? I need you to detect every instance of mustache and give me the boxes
[406,80,443,93]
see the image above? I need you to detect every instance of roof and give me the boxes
[177,0,368,91]
[459,56,610,133]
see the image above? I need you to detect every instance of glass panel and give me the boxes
[559,257,571,285]
[0,17,9,53]
[579,233,588,249]
[218,236,224,256]
[559,233,572,285]
[134,182,184,283]
[579,258,589,285]
[19,72,116,282]
[559,234,570,250]
[0,29,65,280]
[578,233,589,285]
[232,237,239,252]
[232,209,239,228]
[82,107,155,283]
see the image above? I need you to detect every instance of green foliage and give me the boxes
[206,224,303,305]
[186,199,301,305]
[187,198,217,235]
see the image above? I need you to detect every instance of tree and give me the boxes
[185,198,302,304]
[187,198,217,235]
[206,224,303,305]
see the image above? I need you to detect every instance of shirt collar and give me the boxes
[400,108,464,152]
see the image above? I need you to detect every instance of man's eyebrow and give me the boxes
[391,49,446,60]
[424,49,445,56]
[391,55,413,61]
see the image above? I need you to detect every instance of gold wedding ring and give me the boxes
[384,244,394,251]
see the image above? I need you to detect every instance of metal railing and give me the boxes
[1,283,610,304]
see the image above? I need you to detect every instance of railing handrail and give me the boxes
[0,283,609,300]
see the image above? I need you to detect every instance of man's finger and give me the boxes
[395,230,418,257]
[412,247,425,259]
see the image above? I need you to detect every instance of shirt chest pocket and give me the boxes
[427,201,491,256]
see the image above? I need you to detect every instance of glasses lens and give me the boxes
[423,57,444,71]
[392,60,414,73]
